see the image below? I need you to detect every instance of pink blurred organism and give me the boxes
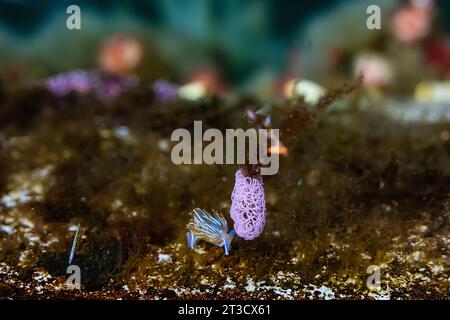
[230,169,266,240]
[391,0,434,44]
[425,37,450,74]
[98,34,143,76]
[354,53,394,87]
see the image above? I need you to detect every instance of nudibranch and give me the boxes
[186,208,235,255]
[230,168,266,240]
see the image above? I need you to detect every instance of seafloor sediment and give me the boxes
[0,85,449,299]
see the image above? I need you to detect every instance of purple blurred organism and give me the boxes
[45,70,137,101]
[45,70,95,97]
[230,169,266,240]
[94,74,138,102]
[152,79,179,102]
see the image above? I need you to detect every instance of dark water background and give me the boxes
[1,0,449,34]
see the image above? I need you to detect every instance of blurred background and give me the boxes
[0,0,449,100]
